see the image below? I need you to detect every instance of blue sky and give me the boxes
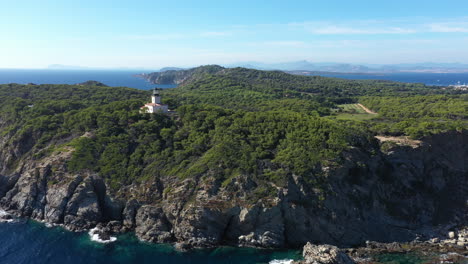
[1,0,468,69]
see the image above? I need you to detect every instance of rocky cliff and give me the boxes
[0,131,466,249]
[138,65,224,85]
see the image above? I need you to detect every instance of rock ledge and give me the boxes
[294,242,355,264]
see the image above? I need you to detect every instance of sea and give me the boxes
[1,69,467,264]
[0,69,175,90]
[0,220,300,264]
[1,69,468,90]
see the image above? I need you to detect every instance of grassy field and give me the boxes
[330,104,378,121]
[339,104,368,113]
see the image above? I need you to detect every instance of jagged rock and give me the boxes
[442,239,457,244]
[122,199,140,229]
[0,130,466,249]
[173,205,231,247]
[135,205,173,243]
[295,242,355,264]
[63,176,104,231]
[105,220,123,233]
[103,195,124,221]
[234,205,285,248]
[174,242,192,252]
[45,175,83,223]
[448,231,456,239]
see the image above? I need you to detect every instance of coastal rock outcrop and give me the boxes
[137,65,224,85]
[0,131,466,249]
[135,205,173,243]
[295,242,355,264]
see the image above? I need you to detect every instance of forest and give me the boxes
[0,67,466,191]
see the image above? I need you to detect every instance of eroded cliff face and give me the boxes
[0,131,466,249]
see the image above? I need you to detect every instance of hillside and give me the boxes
[159,66,467,138]
[0,69,466,250]
[137,65,224,85]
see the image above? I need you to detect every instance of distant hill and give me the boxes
[226,60,468,73]
[159,67,185,72]
[137,65,224,85]
[76,80,108,87]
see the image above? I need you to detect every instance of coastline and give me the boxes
[1,211,466,264]
[0,132,466,251]
[0,218,302,264]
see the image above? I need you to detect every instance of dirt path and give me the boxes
[357,103,377,114]
[375,136,422,148]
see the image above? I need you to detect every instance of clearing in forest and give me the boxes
[332,103,378,121]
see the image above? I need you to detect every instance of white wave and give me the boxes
[269,259,293,264]
[45,222,59,228]
[0,209,9,217]
[88,227,117,243]
[37,219,62,228]
[0,209,15,223]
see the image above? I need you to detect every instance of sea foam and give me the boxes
[269,259,293,264]
[88,227,117,243]
[0,209,14,223]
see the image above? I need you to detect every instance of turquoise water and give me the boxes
[0,220,301,264]
[2,220,461,264]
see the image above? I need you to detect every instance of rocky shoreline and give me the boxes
[0,131,467,252]
[294,227,468,264]
[1,208,467,263]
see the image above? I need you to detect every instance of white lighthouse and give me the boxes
[151,89,161,104]
[140,88,169,113]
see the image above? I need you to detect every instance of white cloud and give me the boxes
[288,21,417,35]
[429,23,468,33]
[287,17,468,35]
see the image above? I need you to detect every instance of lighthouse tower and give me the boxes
[140,88,169,113]
[152,88,161,104]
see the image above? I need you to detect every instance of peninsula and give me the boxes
[0,66,466,257]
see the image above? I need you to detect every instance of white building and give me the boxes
[140,88,169,113]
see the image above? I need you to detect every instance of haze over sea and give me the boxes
[1,69,468,89]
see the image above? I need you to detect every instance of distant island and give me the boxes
[224,60,468,74]
[47,61,468,74]
[75,80,109,87]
